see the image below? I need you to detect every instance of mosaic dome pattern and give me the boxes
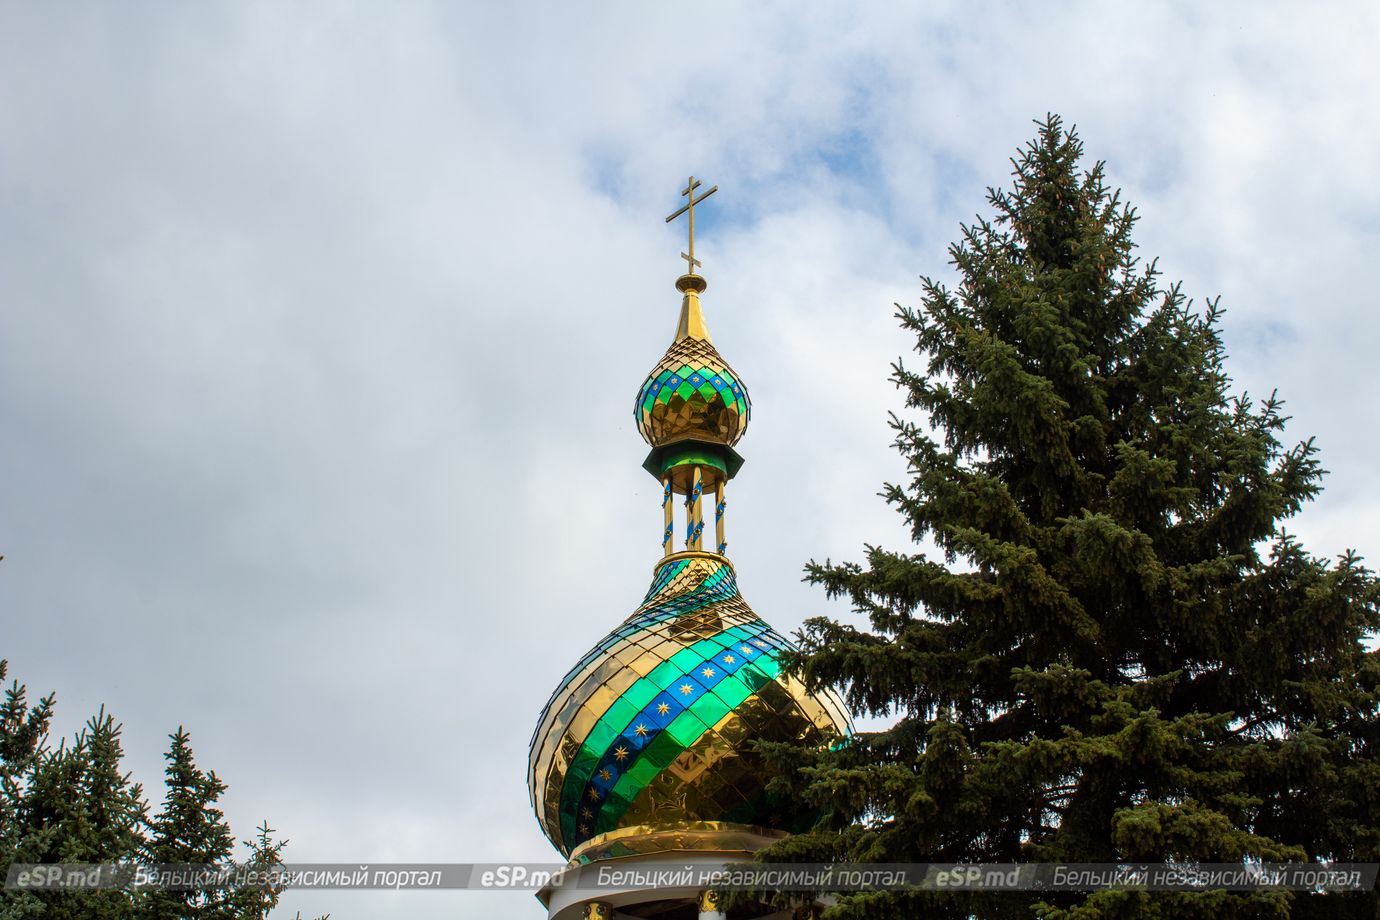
[635,337,751,449]
[528,553,849,857]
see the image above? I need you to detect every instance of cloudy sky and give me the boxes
[3,2,1378,917]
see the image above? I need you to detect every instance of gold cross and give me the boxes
[665,175,718,276]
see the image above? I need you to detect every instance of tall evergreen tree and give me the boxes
[0,662,53,862]
[7,709,147,919]
[228,821,291,920]
[0,661,313,920]
[0,661,56,920]
[761,117,1380,919]
[142,728,235,920]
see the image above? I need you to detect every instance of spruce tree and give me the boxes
[142,728,235,920]
[8,710,147,919]
[228,821,290,920]
[0,662,56,920]
[0,661,311,920]
[762,117,1380,919]
[0,662,53,863]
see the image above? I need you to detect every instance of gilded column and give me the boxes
[689,466,705,550]
[714,481,726,554]
[662,475,674,557]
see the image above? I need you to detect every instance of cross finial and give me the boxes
[665,176,718,277]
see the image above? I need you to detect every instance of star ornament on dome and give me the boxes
[613,745,630,762]
[599,768,613,781]
[634,723,650,737]
[679,683,693,695]
[722,654,735,664]
[656,702,671,715]
[701,667,716,678]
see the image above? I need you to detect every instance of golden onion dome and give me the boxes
[527,551,850,859]
[634,275,750,450]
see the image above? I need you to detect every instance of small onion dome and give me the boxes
[527,552,851,859]
[634,275,751,450]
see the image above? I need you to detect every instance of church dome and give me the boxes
[527,552,849,858]
[634,276,751,450]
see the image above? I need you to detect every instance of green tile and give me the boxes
[665,711,709,747]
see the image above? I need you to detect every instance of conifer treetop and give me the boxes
[751,115,1380,920]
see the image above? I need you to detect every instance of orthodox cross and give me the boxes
[665,176,718,275]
